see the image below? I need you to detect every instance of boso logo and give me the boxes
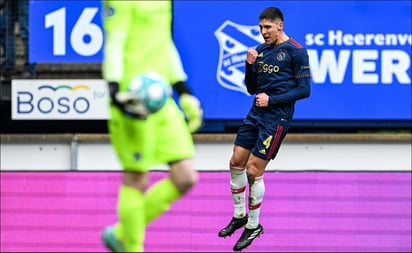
[215,20,263,95]
[22,84,91,114]
[12,79,110,120]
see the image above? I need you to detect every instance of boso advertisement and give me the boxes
[29,1,411,121]
[11,80,109,120]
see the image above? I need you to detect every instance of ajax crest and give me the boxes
[214,20,263,95]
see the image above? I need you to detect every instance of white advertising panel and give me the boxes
[12,79,110,120]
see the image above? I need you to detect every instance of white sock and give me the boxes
[246,176,265,229]
[230,168,247,218]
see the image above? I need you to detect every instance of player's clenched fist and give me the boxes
[246,49,258,64]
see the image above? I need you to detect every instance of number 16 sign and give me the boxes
[29,1,104,63]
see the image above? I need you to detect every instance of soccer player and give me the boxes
[218,7,311,251]
[101,1,203,252]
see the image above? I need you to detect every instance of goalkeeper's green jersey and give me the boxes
[103,1,187,90]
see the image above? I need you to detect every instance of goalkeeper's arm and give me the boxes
[174,81,203,133]
[103,30,148,119]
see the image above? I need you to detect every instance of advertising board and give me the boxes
[29,1,411,121]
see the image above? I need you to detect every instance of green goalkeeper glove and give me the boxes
[108,81,148,119]
[179,93,203,133]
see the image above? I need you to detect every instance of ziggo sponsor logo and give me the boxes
[16,84,101,114]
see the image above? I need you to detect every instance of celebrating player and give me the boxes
[218,6,311,251]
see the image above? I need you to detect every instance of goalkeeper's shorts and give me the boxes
[108,98,194,171]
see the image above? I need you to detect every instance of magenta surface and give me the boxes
[1,171,411,252]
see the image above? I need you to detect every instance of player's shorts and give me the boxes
[234,114,290,160]
[108,98,194,172]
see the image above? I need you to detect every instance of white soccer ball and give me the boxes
[128,72,172,114]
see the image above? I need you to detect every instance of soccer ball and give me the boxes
[127,72,172,114]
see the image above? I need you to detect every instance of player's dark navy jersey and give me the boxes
[245,38,311,121]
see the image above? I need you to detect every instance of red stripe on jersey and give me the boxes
[289,38,304,48]
[249,202,262,210]
[231,186,246,194]
[266,125,285,160]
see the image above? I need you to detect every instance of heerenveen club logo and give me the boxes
[214,20,263,95]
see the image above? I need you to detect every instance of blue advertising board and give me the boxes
[29,1,411,121]
[29,0,103,63]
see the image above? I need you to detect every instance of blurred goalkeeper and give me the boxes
[101,1,203,252]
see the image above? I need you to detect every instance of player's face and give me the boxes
[259,18,283,45]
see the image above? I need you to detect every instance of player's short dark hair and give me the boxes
[259,7,284,22]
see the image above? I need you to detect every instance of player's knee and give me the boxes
[172,168,198,194]
[179,171,198,193]
[229,157,247,170]
[246,165,261,184]
[170,158,199,193]
[185,170,199,188]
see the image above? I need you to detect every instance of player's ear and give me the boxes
[278,22,284,31]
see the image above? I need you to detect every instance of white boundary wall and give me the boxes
[1,134,411,171]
